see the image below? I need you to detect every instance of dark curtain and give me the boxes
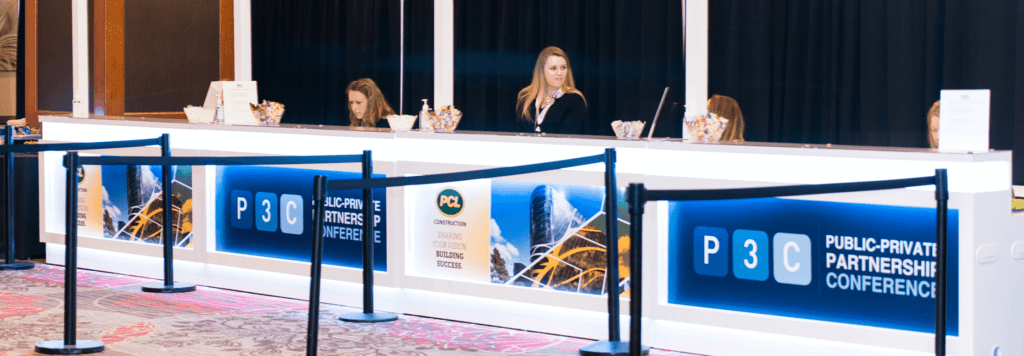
[710,0,1024,185]
[452,0,685,137]
[252,0,433,126]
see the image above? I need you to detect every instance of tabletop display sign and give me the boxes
[668,198,959,335]
[78,164,194,248]
[203,81,260,125]
[408,179,629,296]
[215,166,387,270]
[938,89,990,153]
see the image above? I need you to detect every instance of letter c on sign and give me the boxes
[704,235,720,264]
[286,200,298,224]
[237,197,247,219]
[784,240,800,272]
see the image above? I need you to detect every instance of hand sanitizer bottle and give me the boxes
[419,99,432,132]
[214,94,225,125]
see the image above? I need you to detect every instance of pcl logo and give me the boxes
[436,188,464,217]
[230,190,304,235]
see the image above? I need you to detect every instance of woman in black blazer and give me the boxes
[516,47,588,135]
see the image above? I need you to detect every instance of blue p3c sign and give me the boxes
[231,190,304,235]
[693,226,811,286]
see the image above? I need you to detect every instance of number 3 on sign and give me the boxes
[732,229,768,281]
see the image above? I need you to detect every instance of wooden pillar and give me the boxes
[93,0,124,116]
[24,0,36,126]
[220,0,234,80]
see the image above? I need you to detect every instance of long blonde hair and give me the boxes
[346,78,394,127]
[927,100,940,148]
[516,46,585,124]
[709,94,745,142]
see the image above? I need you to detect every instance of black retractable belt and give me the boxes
[35,152,104,354]
[142,134,197,293]
[579,149,650,356]
[626,171,946,356]
[338,150,398,323]
[0,126,32,271]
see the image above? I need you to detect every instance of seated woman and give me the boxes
[708,94,745,141]
[927,100,940,148]
[346,78,395,128]
[516,46,587,134]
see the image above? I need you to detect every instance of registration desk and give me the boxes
[36,115,1023,356]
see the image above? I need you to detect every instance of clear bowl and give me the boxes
[611,120,646,140]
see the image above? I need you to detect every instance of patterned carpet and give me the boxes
[0,264,699,356]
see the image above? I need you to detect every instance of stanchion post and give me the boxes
[934,169,948,356]
[580,148,633,356]
[306,175,328,356]
[142,134,196,293]
[0,126,33,270]
[35,152,104,354]
[627,184,650,356]
[339,150,397,323]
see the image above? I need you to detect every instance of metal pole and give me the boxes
[4,126,12,264]
[628,184,649,356]
[306,175,328,356]
[141,134,195,293]
[934,169,948,356]
[64,152,78,346]
[604,148,620,341]
[0,126,32,270]
[339,150,396,323]
[580,149,630,356]
[162,134,173,286]
[35,152,104,353]
[362,150,374,313]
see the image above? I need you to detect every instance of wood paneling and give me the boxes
[93,0,125,116]
[24,0,36,126]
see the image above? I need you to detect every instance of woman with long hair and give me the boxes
[516,46,587,134]
[346,78,395,128]
[927,100,940,148]
[709,94,745,141]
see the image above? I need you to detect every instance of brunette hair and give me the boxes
[709,94,745,141]
[346,78,394,127]
[927,100,940,148]
[516,46,585,124]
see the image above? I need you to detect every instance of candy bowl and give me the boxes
[387,114,417,131]
[611,120,646,140]
[250,101,285,126]
[429,106,462,132]
[683,113,728,143]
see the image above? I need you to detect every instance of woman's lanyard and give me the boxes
[535,88,564,132]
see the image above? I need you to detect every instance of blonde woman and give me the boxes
[927,100,940,148]
[516,46,587,134]
[346,78,395,128]
[709,94,745,141]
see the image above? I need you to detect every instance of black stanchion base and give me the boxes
[141,282,197,293]
[0,261,34,270]
[338,312,399,323]
[579,340,650,356]
[35,340,104,354]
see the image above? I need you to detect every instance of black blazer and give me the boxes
[519,92,587,135]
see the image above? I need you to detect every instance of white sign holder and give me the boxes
[937,89,990,153]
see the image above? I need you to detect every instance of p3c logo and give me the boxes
[693,226,811,286]
[231,190,304,235]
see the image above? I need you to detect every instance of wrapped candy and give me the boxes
[683,113,729,143]
[611,120,646,140]
[249,100,285,126]
[429,105,463,132]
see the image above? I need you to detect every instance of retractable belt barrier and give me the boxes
[26,134,165,355]
[75,144,364,356]
[0,128,164,272]
[624,170,949,356]
[307,149,619,356]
